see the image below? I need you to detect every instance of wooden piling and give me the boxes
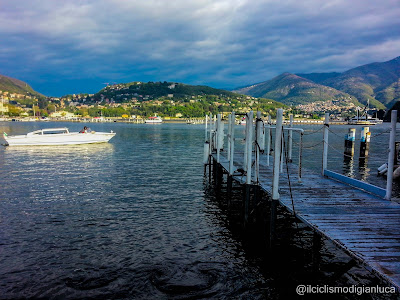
[359,127,370,158]
[344,128,356,157]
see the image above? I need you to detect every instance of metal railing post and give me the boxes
[216,114,221,163]
[386,110,397,200]
[227,114,232,160]
[246,111,253,185]
[272,109,283,200]
[229,112,235,175]
[288,114,293,162]
[322,113,329,175]
[266,115,271,166]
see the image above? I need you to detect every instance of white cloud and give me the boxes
[0,0,399,95]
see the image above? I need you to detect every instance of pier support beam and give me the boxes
[227,175,233,208]
[269,198,278,248]
[312,232,322,271]
[244,184,251,225]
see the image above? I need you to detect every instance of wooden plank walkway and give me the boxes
[213,152,400,290]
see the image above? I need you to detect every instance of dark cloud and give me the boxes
[0,0,399,96]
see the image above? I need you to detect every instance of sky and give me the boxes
[0,0,399,97]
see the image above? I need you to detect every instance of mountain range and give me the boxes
[1,56,399,111]
[234,56,400,109]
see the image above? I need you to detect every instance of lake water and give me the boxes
[0,121,397,299]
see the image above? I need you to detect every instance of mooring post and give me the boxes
[203,115,210,174]
[213,115,217,151]
[272,109,283,200]
[298,132,303,182]
[244,114,249,171]
[270,109,283,246]
[322,113,329,175]
[203,141,210,174]
[216,114,221,163]
[208,113,212,152]
[266,114,271,166]
[227,114,232,161]
[227,112,235,205]
[205,114,208,142]
[359,127,370,158]
[288,114,293,162]
[229,112,235,175]
[280,133,284,173]
[344,128,356,157]
[246,111,253,185]
[386,110,397,200]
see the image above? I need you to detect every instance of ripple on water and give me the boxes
[149,261,225,299]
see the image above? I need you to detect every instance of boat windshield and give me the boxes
[27,128,69,136]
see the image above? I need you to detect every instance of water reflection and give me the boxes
[342,156,355,178]
[3,143,115,157]
[358,157,371,181]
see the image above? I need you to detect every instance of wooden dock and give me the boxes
[205,109,400,291]
[213,152,400,290]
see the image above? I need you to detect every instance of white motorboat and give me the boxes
[145,116,162,123]
[3,128,116,146]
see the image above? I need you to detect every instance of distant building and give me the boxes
[49,111,76,119]
[0,101,8,113]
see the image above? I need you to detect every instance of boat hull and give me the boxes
[4,132,116,146]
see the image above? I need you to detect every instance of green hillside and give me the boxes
[375,79,400,108]
[233,73,359,106]
[322,56,400,109]
[65,81,286,118]
[0,75,43,98]
[235,56,400,109]
[296,72,341,84]
[95,81,238,101]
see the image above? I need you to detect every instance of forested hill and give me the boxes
[0,74,44,98]
[63,81,286,118]
[94,81,238,101]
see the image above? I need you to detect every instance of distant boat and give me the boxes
[348,100,383,125]
[145,116,162,124]
[348,115,383,125]
[3,128,116,146]
[239,117,246,125]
